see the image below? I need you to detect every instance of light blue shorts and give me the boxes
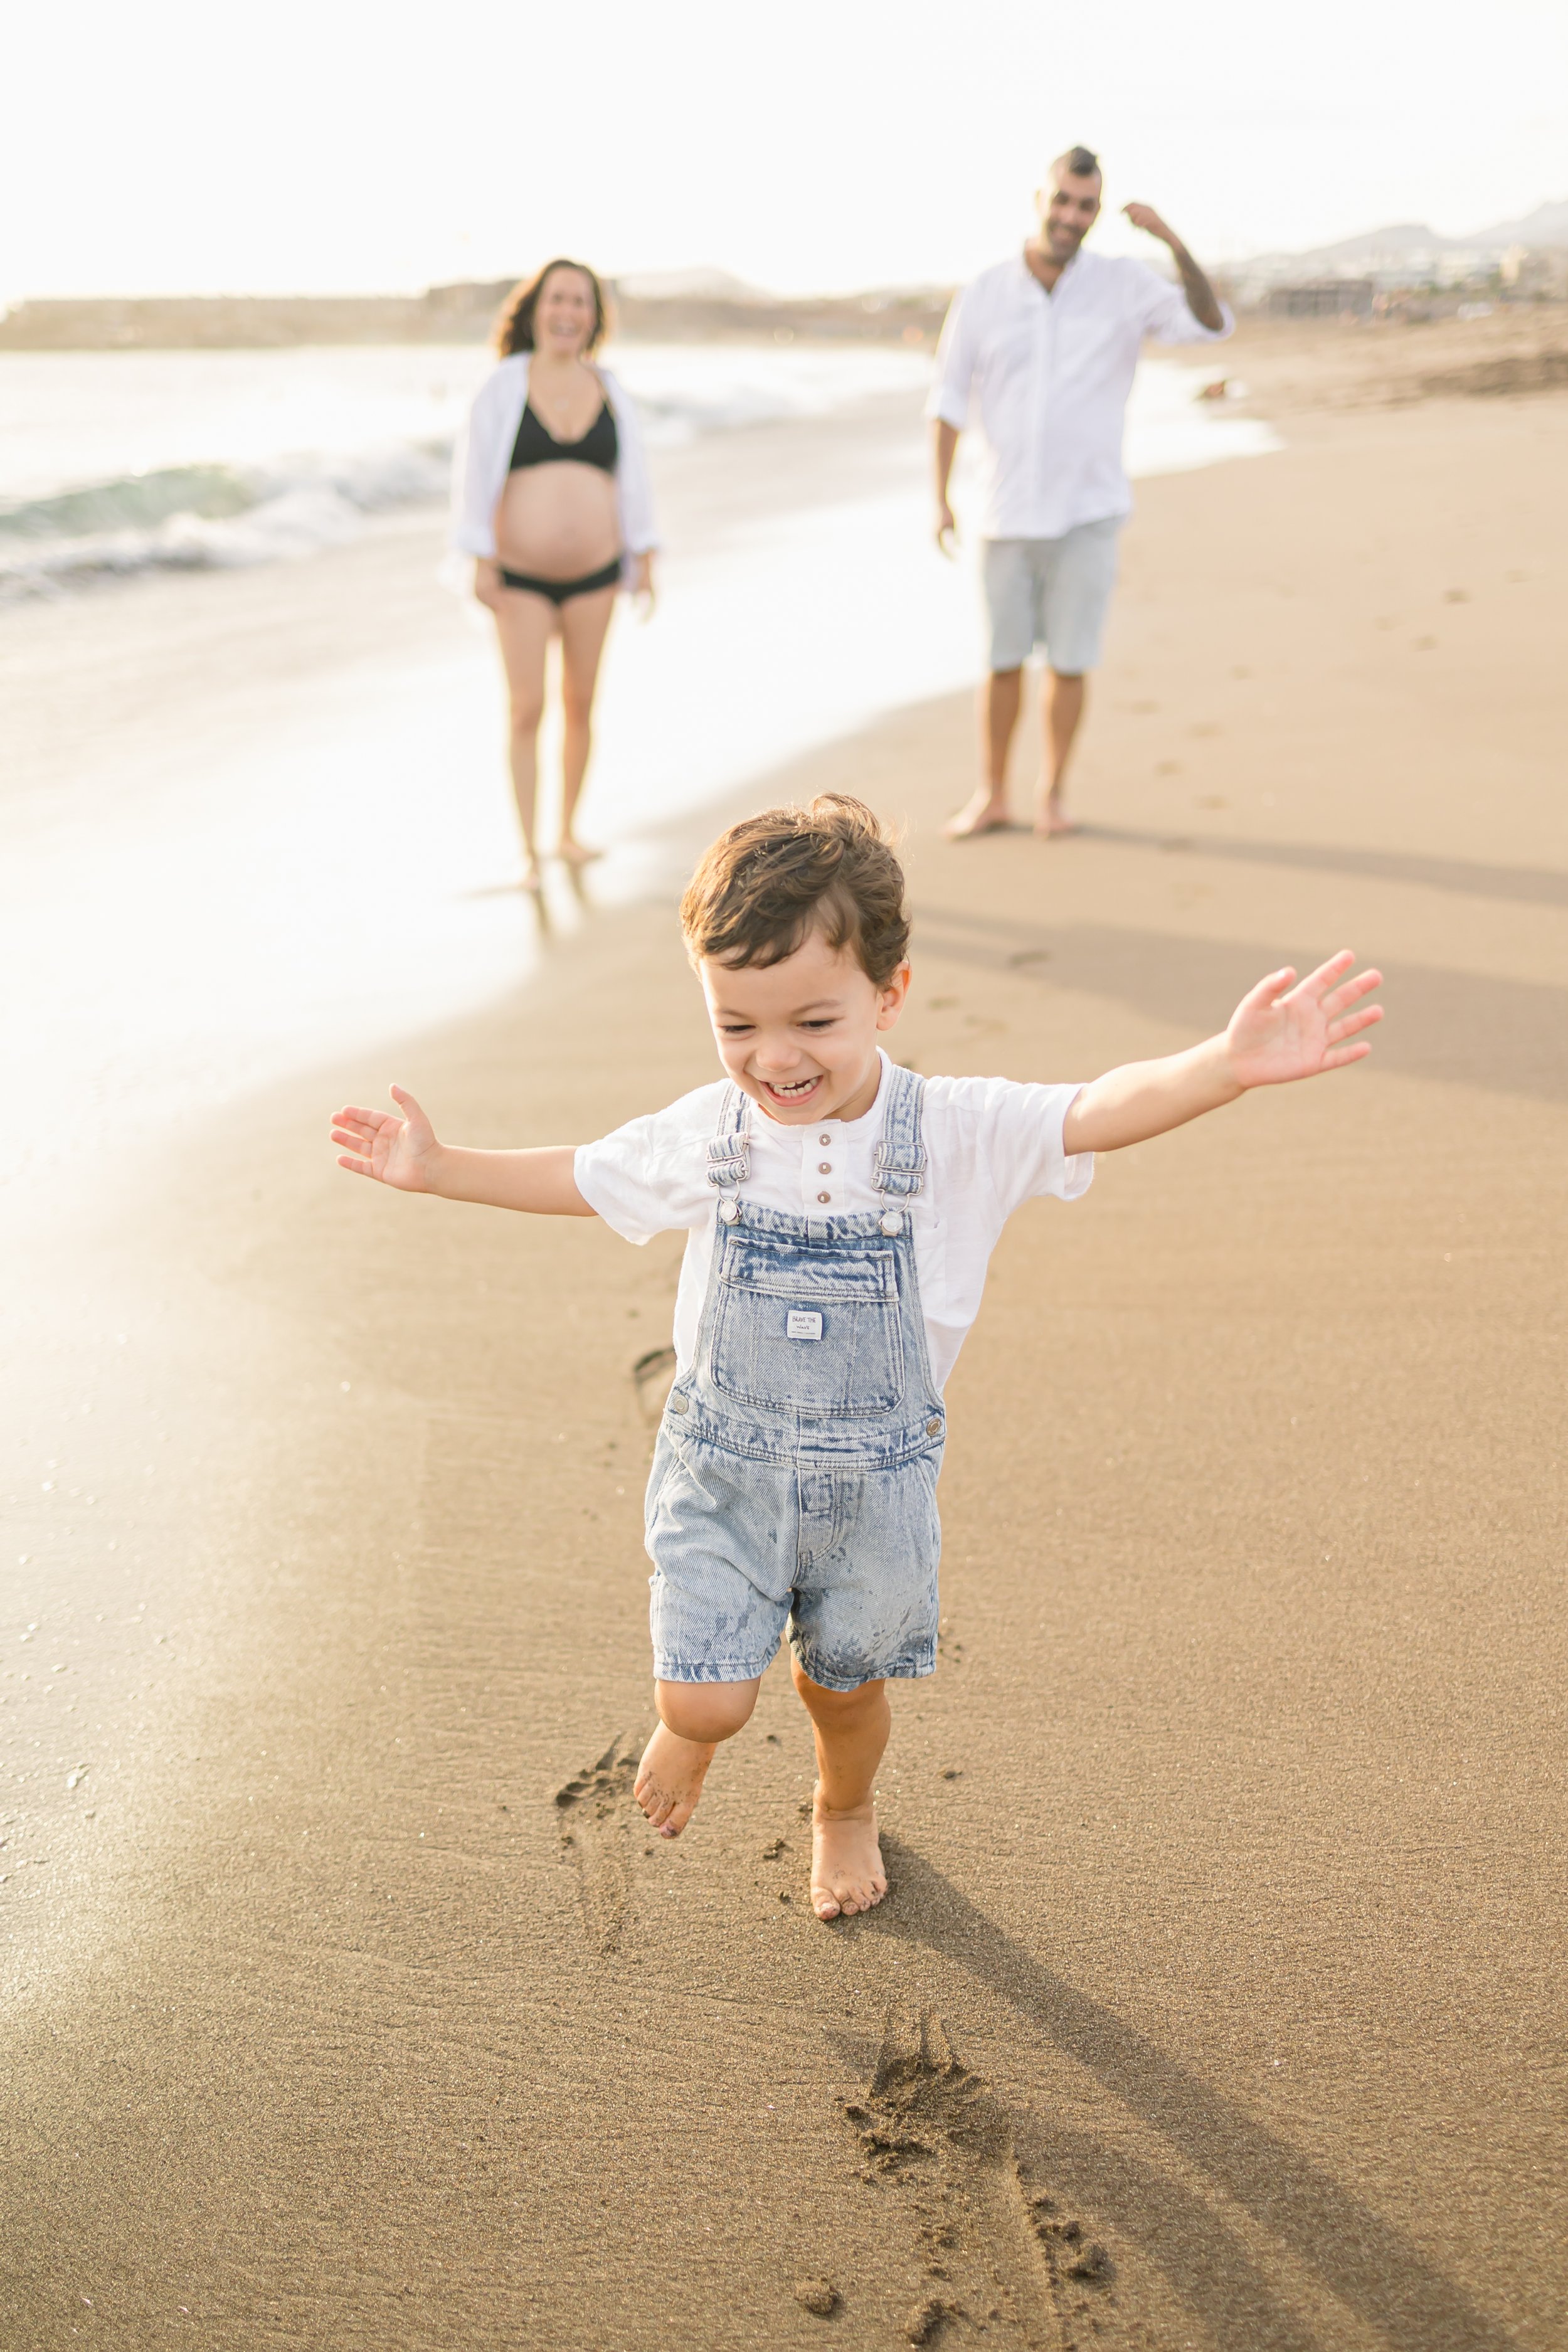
[982,518,1122,674]
[644,1427,942,1693]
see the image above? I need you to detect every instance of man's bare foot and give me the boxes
[810,1797,887,1921]
[1034,803,1077,837]
[554,837,603,865]
[943,792,1013,840]
[635,1722,716,1839]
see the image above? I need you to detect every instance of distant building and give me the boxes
[1500,245,1568,300]
[1264,278,1375,319]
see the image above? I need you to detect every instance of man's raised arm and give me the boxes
[1122,203,1226,334]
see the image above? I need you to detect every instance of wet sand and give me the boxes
[4,361,1567,2349]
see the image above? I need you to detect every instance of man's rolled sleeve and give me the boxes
[1143,271,1234,345]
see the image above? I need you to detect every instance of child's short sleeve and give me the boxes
[573,1083,725,1245]
[924,1074,1093,1221]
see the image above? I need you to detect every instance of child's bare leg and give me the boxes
[637,1678,759,1840]
[791,1661,891,1922]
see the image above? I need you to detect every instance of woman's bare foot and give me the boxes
[635,1722,716,1839]
[519,861,543,893]
[1034,802,1076,837]
[943,791,1013,840]
[810,1796,887,1921]
[554,837,603,865]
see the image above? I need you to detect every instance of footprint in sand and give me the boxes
[554,1731,647,1954]
[632,1345,678,1428]
[844,2010,1122,2350]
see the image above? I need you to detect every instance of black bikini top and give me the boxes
[508,395,618,475]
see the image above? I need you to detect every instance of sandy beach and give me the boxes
[3,323,1566,2349]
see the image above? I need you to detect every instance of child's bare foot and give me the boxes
[635,1722,716,1839]
[810,1796,887,1921]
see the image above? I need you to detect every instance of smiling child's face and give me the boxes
[699,928,911,1126]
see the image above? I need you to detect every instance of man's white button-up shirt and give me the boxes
[927,249,1233,541]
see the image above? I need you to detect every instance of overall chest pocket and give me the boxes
[709,1236,905,1416]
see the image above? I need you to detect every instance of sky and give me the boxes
[5,0,1566,305]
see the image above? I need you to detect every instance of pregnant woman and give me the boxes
[453,259,658,888]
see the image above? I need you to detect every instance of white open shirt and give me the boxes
[575,1054,1092,1393]
[927,248,1233,540]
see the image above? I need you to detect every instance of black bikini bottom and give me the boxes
[499,556,622,605]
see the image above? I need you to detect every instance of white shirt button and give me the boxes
[818,1162,832,1174]
[818,1133,832,1145]
[817,1192,831,1205]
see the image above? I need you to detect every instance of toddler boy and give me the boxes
[331,796,1381,1921]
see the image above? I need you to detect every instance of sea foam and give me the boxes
[0,443,451,598]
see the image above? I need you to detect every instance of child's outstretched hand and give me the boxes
[1224,951,1383,1088]
[331,1086,442,1190]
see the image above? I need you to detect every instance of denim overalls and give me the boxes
[644,1062,946,1693]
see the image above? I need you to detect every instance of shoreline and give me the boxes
[3,378,1565,2346]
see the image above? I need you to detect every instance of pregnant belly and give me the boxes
[494,467,620,578]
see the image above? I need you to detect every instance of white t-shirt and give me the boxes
[574,1053,1092,1393]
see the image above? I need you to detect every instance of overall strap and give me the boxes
[872,1061,927,1202]
[706,1083,751,1192]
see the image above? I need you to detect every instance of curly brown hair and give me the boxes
[679,795,910,987]
[491,258,609,358]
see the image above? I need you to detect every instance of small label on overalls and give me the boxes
[786,1310,824,1342]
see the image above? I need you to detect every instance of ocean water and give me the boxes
[0,340,1276,598]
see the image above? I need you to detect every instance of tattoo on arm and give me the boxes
[1170,242,1224,333]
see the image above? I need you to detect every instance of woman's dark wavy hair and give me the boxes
[492,258,610,358]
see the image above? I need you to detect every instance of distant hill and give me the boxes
[1242,196,1568,278]
[1473,199,1568,247]
[0,276,950,352]
[1310,222,1446,263]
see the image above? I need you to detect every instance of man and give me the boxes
[930,146,1232,838]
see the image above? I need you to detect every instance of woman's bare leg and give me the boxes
[490,591,556,884]
[556,583,617,859]
[790,1660,891,1920]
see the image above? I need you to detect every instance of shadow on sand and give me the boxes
[913,900,1567,1105]
[1081,825,1568,914]
[845,1843,1515,2352]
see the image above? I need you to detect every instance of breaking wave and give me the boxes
[0,442,451,600]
